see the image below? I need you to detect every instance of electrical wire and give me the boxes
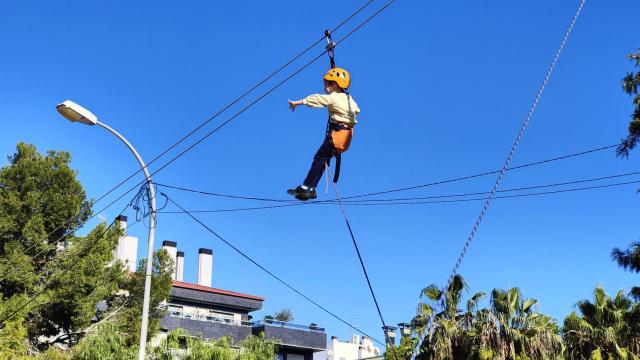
[0,195,144,286]
[0,202,133,325]
[154,143,620,205]
[0,0,392,274]
[164,195,386,347]
[155,171,640,213]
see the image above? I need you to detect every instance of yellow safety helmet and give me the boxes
[324,67,351,89]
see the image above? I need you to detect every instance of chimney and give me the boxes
[398,323,412,338]
[117,214,127,231]
[161,241,177,280]
[197,248,213,287]
[113,215,138,272]
[176,251,184,282]
[382,326,397,347]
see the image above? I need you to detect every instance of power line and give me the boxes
[130,0,401,194]
[154,142,620,204]
[344,143,619,201]
[155,171,639,213]
[164,195,386,347]
[412,1,587,357]
[0,0,391,274]
[162,175,640,214]
[1,213,142,288]
[0,187,146,285]
[0,202,133,325]
[340,170,640,203]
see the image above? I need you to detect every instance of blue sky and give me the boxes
[1,0,639,344]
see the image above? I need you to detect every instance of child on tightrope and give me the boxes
[287,67,360,201]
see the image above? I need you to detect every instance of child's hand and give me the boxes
[288,99,297,111]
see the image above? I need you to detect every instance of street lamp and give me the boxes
[56,100,156,360]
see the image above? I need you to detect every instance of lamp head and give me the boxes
[56,100,98,126]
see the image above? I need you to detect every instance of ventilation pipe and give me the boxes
[197,248,213,287]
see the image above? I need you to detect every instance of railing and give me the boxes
[254,320,325,332]
[167,312,325,332]
[168,311,252,327]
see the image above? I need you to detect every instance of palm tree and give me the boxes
[617,49,640,157]
[563,287,640,359]
[273,308,294,322]
[612,241,640,300]
[412,275,476,359]
[484,287,563,359]
[411,277,564,359]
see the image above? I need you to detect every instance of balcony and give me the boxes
[160,313,327,352]
[253,320,327,351]
[253,320,325,332]
[161,311,252,342]
[168,311,253,326]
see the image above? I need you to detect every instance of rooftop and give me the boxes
[172,280,265,301]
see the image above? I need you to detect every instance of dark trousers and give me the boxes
[303,133,335,188]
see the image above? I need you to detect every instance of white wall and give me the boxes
[114,235,138,272]
[313,336,380,360]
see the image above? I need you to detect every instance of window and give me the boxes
[210,311,235,323]
[168,305,183,316]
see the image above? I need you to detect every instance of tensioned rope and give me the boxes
[163,195,386,346]
[325,164,398,359]
[411,1,587,358]
[1,0,397,275]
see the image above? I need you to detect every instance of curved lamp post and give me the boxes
[56,100,156,360]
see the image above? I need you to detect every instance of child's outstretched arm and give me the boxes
[288,99,304,111]
[289,94,334,112]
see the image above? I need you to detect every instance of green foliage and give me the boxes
[410,275,563,360]
[385,335,417,360]
[273,308,294,322]
[72,322,136,360]
[39,347,71,360]
[153,329,276,360]
[238,333,276,360]
[618,49,640,157]
[562,287,640,359]
[0,319,30,359]
[112,248,174,347]
[0,143,171,357]
[36,223,125,345]
[0,143,90,298]
[0,143,126,348]
[612,241,640,301]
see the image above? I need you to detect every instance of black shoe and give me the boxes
[287,185,317,201]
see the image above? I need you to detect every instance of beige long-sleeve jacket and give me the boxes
[302,92,360,126]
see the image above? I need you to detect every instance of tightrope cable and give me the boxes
[325,164,398,359]
[411,1,587,357]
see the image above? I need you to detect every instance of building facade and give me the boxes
[158,264,327,360]
[313,335,381,360]
[113,220,326,359]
